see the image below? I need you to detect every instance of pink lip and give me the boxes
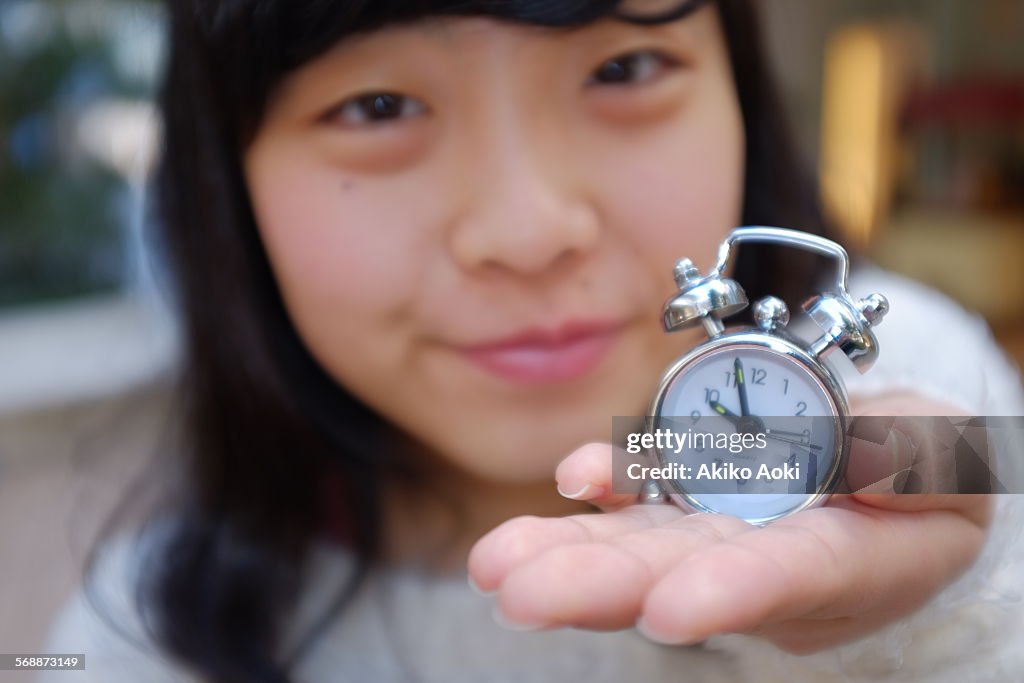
[458,320,627,385]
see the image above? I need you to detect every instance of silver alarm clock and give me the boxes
[643,227,889,525]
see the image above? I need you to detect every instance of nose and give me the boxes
[448,122,601,277]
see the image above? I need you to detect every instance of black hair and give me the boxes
[112,1,834,681]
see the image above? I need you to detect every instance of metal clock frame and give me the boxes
[647,330,850,526]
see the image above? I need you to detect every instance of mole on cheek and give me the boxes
[341,180,355,191]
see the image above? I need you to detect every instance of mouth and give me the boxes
[457,320,628,385]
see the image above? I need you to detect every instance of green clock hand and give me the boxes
[708,400,744,430]
[735,357,750,416]
[708,399,738,417]
[710,399,767,436]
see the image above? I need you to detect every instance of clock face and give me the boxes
[652,342,843,523]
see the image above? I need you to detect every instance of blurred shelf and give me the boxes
[993,323,1024,369]
[872,208,1024,323]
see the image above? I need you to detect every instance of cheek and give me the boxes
[244,142,451,388]
[592,86,744,279]
[247,150,414,316]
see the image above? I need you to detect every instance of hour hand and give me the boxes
[710,399,767,436]
[708,400,744,429]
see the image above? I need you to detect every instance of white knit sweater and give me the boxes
[43,268,1024,682]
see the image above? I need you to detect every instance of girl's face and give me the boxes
[245,6,743,482]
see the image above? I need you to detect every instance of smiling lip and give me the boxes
[458,320,627,385]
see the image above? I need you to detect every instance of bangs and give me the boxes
[289,0,711,67]
[204,0,711,67]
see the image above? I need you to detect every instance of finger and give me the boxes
[847,391,967,494]
[850,492,992,527]
[555,442,643,512]
[845,418,915,492]
[495,543,650,630]
[467,504,684,594]
[752,610,910,654]
[846,417,991,525]
[493,513,752,630]
[638,502,985,645]
[844,406,992,525]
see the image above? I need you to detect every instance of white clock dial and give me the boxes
[653,343,842,523]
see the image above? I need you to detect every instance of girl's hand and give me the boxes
[467,391,992,653]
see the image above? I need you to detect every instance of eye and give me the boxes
[327,92,427,127]
[588,50,681,87]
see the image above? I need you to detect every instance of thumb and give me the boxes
[845,415,992,526]
[554,442,644,512]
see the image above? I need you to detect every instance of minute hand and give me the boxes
[734,357,751,416]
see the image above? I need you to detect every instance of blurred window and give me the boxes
[0,0,163,310]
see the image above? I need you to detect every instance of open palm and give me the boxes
[468,392,990,653]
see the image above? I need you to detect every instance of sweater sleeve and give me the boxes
[704,266,1024,682]
[38,530,199,683]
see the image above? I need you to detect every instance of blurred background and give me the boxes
[0,0,1022,674]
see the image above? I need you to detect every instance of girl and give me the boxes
[45,0,1024,681]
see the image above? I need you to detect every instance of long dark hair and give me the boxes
[113,1,832,681]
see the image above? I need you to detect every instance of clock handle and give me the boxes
[711,226,889,373]
[664,226,887,370]
[661,227,847,338]
[711,226,853,295]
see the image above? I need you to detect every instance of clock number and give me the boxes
[729,367,766,387]
[690,410,701,423]
[783,378,789,395]
[704,388,720,404]
[795,401,807,416]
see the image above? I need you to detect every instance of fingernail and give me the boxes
[556,483,601,500]
[491,604,544,632]
[636,617,702,646]
[467,574,495,597]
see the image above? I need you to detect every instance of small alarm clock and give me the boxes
[644,226,889,525]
